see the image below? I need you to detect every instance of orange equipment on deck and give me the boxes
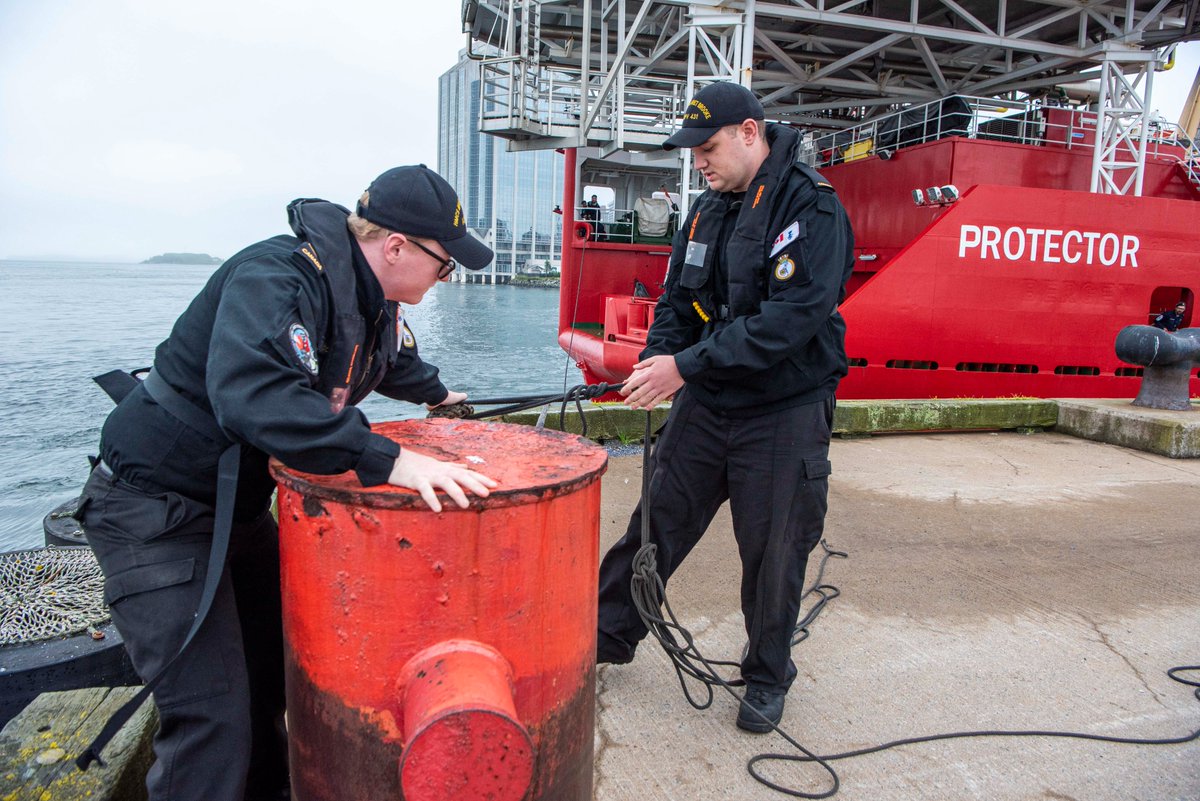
[271,419,608,801]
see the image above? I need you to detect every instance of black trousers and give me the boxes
[596,390,834,693]
[78,465,288,801]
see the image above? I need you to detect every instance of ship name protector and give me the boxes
[958,224,1140,267]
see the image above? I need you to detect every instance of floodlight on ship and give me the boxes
[925,186,943,204]
[911,189,926,206]
[940,185,960,203]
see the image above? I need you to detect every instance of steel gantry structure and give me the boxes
[462,0,1199,196]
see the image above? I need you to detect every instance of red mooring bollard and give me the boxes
[271,419,607,801]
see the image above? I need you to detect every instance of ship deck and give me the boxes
[594,428,1200,800]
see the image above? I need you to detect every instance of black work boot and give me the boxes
[736,686,785,733]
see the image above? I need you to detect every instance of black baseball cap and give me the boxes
[663,82,765,151]
[357,165,493,270]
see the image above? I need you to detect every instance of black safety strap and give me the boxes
[142,369,229,443]
[92,368,148,404]
[77,372,240,770]
[640,411,652,549]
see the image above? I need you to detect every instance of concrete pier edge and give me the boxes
[497,397,1200,458]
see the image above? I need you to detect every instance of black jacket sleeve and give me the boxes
[204,257,400,485]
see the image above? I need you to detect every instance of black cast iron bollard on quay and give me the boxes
[1114,325,1200,411]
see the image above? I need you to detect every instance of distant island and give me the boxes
[142,252,223,265]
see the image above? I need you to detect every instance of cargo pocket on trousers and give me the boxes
[103,556,235,705]
[802,459,832,480]
[103,557,196,607]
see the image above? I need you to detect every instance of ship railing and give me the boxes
[573,205,678,244]
[1152,121,1200,187]
[479,60,686,146]
[804,96,1193,169]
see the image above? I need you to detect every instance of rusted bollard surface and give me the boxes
[271,419,607,801]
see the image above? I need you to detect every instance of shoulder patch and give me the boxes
[770,220,801,257]
[774,253,797,282]
[397,307,416,349]
[297,243,324,271]
[290,323,319,374]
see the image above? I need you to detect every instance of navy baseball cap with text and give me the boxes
[357,165,493,270]
[663,82,765,151]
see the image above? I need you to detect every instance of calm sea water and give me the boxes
[0,260,579,552]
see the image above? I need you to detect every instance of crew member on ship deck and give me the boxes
[595,81,856,733]
[1153,301,1188,332]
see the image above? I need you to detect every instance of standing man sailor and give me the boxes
[595,82,856,732]
[75,165,497,801]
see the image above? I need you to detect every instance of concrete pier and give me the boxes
[592,430,1200,800]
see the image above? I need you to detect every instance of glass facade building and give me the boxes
[438,51,564,283]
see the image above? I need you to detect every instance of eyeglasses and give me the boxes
[409,239,457,279]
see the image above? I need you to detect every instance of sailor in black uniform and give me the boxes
[595,83,855,733]
[1153,301,1187,332]
[75,166,496,801]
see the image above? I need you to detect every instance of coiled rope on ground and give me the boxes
[621,409,1200,799]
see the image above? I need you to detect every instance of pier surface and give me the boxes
[594,430,1200,801]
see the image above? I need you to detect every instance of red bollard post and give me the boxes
[271,419,607,801]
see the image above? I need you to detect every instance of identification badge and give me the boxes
[770,221,799,257]
[685,241,708,267]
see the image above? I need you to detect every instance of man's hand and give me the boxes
[621,354,683,410]
[388,449,498,513]
[427,390,468,410]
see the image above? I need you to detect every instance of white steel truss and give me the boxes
[463,0,1199,194]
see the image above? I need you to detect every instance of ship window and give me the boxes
[1053,365,1101,376]
[1146,286,1193,326]
[955,362,1038,373]
[1115,367,1144,377]
[848,357,868,367]
[886,360,938,370]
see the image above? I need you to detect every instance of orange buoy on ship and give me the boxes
[271,418,607,801]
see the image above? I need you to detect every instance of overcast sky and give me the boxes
[0,1,467,262]
[1,3,1197,262]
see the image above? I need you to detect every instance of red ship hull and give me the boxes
[558,136,1200,399]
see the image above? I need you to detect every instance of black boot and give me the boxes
[596,632,635,665]
[736,686,785,733]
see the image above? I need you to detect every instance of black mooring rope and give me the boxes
[465,382,623,438]
[623,409,1200,799]
[747,665,1200,797]
[627,410,844,797]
